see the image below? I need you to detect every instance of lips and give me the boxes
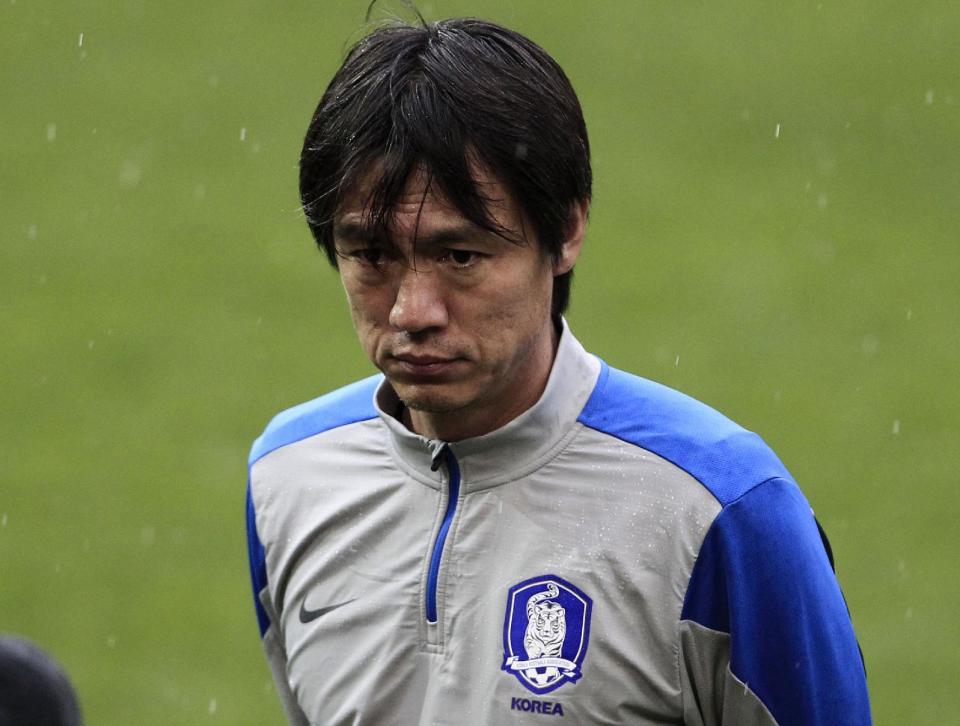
[394,354,451,365]
[389,353,464,378]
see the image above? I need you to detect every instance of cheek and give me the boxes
[342,286,394,360]
[472,268,552,326]
[344,283,392,327]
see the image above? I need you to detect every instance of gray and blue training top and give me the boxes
[246,325,871,725]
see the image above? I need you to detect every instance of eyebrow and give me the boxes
[332,218,498,248]
[332,220,379,245]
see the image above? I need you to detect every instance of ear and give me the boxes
[553,199,589,276]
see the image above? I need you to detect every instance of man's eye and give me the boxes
[345,248,383,266]
[444,249,480,267]
[361,249,383,265]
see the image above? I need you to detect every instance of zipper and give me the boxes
[425,445,461,624]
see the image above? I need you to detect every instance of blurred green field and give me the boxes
[1,1,957,723]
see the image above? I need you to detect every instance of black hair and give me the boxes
[299,17,591,319]
[0,636,82,726]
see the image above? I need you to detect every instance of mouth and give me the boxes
[388,353,465,379]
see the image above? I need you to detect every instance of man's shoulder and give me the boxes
[578,360,792,505]
[248,374,382,467]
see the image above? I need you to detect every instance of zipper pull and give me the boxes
[429,441,449,472]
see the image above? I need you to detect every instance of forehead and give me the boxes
[336,163,522,233]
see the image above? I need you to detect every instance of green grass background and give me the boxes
[2,1,957,723]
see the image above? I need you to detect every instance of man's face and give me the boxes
[334,168,581,440]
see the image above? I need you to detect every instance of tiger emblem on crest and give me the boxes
[524,583,566,658]
[502,575,593,694]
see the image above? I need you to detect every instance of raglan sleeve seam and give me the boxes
[675,483,728,721]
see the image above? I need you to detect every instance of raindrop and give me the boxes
[28,224,37,240]
[809,237,835,264]
[46,123,57,142]
[240,127,247,142]
[119,158,142,187]
[816,155,835,175]
[208,698,218,715]
[774,123,781,139]
[674,355,680,367]
[892,420,900,435]
[87,340,95,350]
[905,308,912,321]
[78,32,84,48]
[1,513,7,528]
[860,334,878,356]
[106,635,117,648]
[905,607,913,620]
[924,89,934,105]
[816,193,828,210]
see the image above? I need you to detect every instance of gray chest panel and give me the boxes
[251,420,721,725]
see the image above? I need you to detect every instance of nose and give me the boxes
[388,267,449,333]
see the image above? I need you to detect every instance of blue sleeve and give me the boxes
[682,478,871,725]
[246,481,270,637]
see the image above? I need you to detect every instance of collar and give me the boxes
[374,321,601,492]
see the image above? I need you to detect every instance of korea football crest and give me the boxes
[501,574,592,695]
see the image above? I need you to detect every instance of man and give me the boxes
[246,17,871,725]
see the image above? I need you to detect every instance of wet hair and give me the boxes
[300,17,591,319]
[0,636,82,726]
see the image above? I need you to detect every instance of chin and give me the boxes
[400,393,467,415]
[394,383,473,415]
